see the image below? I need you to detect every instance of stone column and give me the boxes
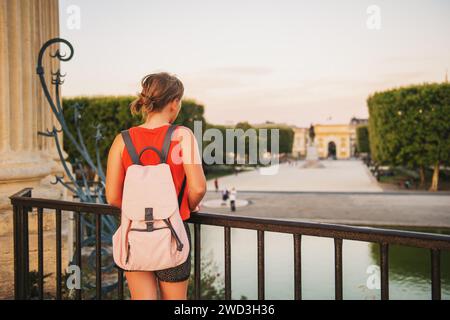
[0,0,10,155]
[0,0,65,209]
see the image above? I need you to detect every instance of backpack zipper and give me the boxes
[163,219,184,251]
[125,243,130,264]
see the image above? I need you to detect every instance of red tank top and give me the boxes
[120,124,190,221]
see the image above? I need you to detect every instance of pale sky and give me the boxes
[58,0,450,127]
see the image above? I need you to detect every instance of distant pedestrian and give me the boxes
[214,178,219,192]
[229,187,237,212]
[221,188,229,205]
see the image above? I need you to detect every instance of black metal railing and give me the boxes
[10,188,450,300]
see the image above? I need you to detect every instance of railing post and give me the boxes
[96,214,102,300]
[37,207,44,300]
[194,223,201,300]
[431,249,441,300]
[21,191,31,299]
[257,230,265,300]
[12,189,32,300]
[224,226,231,300]
[293,234,302,300]
[380,243,389,300]
[117,269,124,300]
[55,209,62,300]
[334,238,343,300]
[12,204,23,300]
[75,211,82,300]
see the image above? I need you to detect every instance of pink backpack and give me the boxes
[112,125,190,271]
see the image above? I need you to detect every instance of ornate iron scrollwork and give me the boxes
[36,38,118,298]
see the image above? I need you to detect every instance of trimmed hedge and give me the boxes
[62,96,294,171]
[63,96,294,174]
[62,96,206,170]
[367,83,450,190]
[356,125,370,154]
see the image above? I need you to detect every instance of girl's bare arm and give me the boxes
[175,127,206,211]
[105,134,125,208]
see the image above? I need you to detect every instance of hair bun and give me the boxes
[130,72,184,117]
[139,93,154,107]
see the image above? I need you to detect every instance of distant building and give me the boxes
[349,117,368,126]
[291,127,308,158]
[314,124,353,159]
[291,118,368,159]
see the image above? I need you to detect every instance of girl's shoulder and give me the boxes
[111,131,125,152]
[172,125,195,142]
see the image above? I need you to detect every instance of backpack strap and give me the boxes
[122,125,186,208]
[161,124,179,163]
[178,175,186,208]
[121,130,141,165]
[138,146,164,163]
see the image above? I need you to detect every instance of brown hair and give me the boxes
[130,72,184,117]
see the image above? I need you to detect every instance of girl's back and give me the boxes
[120,124,190,221]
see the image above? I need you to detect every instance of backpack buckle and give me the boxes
[145,208,154,231]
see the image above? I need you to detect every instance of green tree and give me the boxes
[367,83,450,191]
[173,99,206,132]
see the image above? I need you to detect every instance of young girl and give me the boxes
[105,72,206,300]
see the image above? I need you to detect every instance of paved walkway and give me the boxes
[208,160,383,192]
[202,191,450,228]
[204,160,450,228]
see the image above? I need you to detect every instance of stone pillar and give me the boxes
[0,0,66,208]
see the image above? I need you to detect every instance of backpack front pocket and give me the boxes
[126,226,186,271]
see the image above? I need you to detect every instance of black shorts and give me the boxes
[115,221,192,283]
